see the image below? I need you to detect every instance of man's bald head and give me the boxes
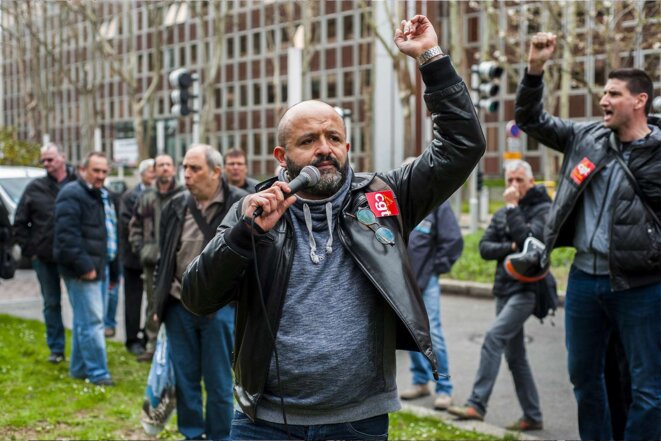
[276,100,346,148]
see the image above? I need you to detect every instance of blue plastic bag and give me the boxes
[141,325,176,435]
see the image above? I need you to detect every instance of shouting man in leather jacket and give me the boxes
[182,15,485,440]
[515,32,661,441]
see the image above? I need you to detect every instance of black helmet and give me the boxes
[505,237,550,283]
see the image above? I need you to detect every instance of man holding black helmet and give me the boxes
[449,160,551,432]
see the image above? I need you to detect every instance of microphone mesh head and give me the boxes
[299,165,321,185]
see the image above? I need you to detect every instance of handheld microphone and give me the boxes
[253,165,321,217]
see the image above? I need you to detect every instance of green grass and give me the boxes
[0,314,178,440]
[0,314,501,440]
[448,231,575,291]
[390,411,517,440]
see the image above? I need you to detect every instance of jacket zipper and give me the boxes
[337,211,442,380]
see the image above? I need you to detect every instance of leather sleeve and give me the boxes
[379,57,486,239]
[515,70,576,154]
[181,199,251,315]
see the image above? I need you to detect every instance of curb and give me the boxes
[400,402,540,440]
[441,279,566,305]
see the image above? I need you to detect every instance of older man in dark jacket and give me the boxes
[13,143,77,363]
[182,15,485,440]
[515,32,661,441]
[54,151,117,386]
[153,145,247,441]
[449,160,551,431]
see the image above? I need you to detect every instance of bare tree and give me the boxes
[65,0,163,160]
[360,0,417,158]
[190,0,230,143]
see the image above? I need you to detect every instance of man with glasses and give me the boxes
[13,143,77,364]
[182,15,485,440]
[223,148,259,193]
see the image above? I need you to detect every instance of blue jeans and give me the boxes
[101,265,119,330]
[408,276,452,395]
[230,410,389,441]
[63,276,111,383]
[468,291,542,423]
[32,258,65,355]
[565,266,661,441]
[165,301,235,441]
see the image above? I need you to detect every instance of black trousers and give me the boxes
[123,266,144,346]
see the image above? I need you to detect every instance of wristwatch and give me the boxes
[417,46,444,66]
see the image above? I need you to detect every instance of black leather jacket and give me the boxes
[515,72,661,291]
[182,57,485,420]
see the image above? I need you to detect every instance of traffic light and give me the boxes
[477,169,484,192]
[169,68,194,117]
[472,61,504,113]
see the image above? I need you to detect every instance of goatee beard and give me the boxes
[285,155,349,197]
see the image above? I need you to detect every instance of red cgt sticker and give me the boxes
[570,157,596,185]
[366,190,400,218]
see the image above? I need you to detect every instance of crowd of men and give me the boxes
[5,14,659,441]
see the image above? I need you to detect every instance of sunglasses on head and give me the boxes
[347,209,395,246]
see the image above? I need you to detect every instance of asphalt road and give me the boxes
[397,292,579,440]
[1,269,580,439]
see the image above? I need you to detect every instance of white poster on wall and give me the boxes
[113,138,139,166]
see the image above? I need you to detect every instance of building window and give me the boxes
[327,17,337,42]
[343,71,353,96]
[342,15,354,40]
[327,73,337,99]
[226,36,234,59]
[253,83,261,105]
[164,2,189,27]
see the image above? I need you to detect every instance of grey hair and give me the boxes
[40,143,62,155]
[189,143,223,171]
[137,158,154,176]
[504,160,533,179]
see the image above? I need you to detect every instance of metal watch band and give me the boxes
[417,46,444,66]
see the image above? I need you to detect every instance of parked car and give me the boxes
[105,176,128,195]
[0,166,47,269]
[0,166,46,224]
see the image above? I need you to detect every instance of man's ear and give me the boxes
[635,92,648,111]
[345,142,350,153]
[273,146,287,167]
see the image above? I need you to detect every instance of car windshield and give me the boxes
[0,177,35,204]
